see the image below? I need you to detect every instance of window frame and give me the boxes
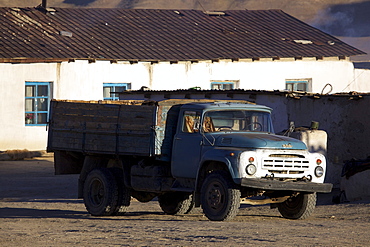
[210,80,238,90]
[182,111,201,133]
[103,83,131,100]
[285,79,312,92]
[25,81,51,126]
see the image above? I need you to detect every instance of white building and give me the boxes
[0,6,366,150]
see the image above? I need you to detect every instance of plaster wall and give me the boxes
[285,96,370,187]
[0,58,368,154]
[148,59,357,93]
[0,63,58,150]
[55,60,153,100]
[352,69,370,92]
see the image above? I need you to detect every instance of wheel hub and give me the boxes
[207,183,224,209]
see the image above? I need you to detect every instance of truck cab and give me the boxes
[172,102,324,183]
[169,102,331,220]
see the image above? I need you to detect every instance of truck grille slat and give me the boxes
[262,153,310,176]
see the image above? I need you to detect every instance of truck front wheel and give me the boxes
[201,171,241,221]
[278,192,316,220]
[83,168,119,216]
[158,192,194,215]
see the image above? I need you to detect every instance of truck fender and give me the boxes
[198,149,240,180]
[78,156,109,198]
[194,149,239,196]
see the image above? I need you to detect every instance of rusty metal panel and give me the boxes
[0,7,364,62]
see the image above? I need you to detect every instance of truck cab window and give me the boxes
[182,111,200,133]
[203,110,274,133]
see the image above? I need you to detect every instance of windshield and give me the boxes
[202,110,274,133]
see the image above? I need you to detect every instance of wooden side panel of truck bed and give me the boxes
[48,100,156,156]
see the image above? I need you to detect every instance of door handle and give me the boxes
[175,137,182,140]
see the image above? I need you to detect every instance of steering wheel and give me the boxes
[247,122,263,131]
[217,126,233,131]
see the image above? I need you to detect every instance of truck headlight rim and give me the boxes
[315,166,324,177]
[246,164,257,175]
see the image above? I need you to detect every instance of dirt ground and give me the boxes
[1,156,369,247]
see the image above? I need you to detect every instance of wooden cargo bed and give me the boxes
[47,100,157,156]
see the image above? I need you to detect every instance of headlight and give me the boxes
[246,164,257,175]
[315,166,324,177]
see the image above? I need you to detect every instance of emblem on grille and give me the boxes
[282,143,292,148]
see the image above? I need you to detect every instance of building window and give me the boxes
[25,82,51,125]
[211,81,237,90]
[103,83,131,100]
[285,79,312,92]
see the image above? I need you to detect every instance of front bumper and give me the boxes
[241,178,333,193]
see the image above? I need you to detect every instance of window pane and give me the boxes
[211,84,221,90]
[38,85,48,96]
[103,83,131,100]
[38,98,48,111]
[25,86,35,97]
[103,87,112,98]
[224,84,233,90]
[115,86,127,92]
[37,113,48,124]
[297,83,307,91]
[286,83,293,91]
[204,110,273,133]
[25,99,34,111]
[25,113,35,124]
[211,83,234,90]
[182,111,200,133]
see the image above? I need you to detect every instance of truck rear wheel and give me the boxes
[201,171,241,221]
[83,168,119,216]
[278,192,316,220]
[108,168,131,215]
[158,192,194,215]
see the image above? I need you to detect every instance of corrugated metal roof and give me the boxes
[0,7,365,62]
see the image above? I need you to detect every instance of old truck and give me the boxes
[47,99,332,221]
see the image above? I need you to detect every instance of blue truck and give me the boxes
[47,99,332,221]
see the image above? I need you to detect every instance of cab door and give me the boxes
[171,110,203,179]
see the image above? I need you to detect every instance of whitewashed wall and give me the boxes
[0,63,58,151]
[149,58,356,93]
[0,58,367,151]
[352,68,370,92]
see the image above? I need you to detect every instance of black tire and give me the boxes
[201,171,241,221]
[108,167,131,215]
[158,192,194,215]
[83,168,119,216]
[278,192,317,220]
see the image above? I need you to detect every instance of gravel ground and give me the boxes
[1,156,369,246]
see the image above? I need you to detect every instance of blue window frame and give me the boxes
[211,81,235,90]
[103,83,131,100]
[25,82,51,125]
